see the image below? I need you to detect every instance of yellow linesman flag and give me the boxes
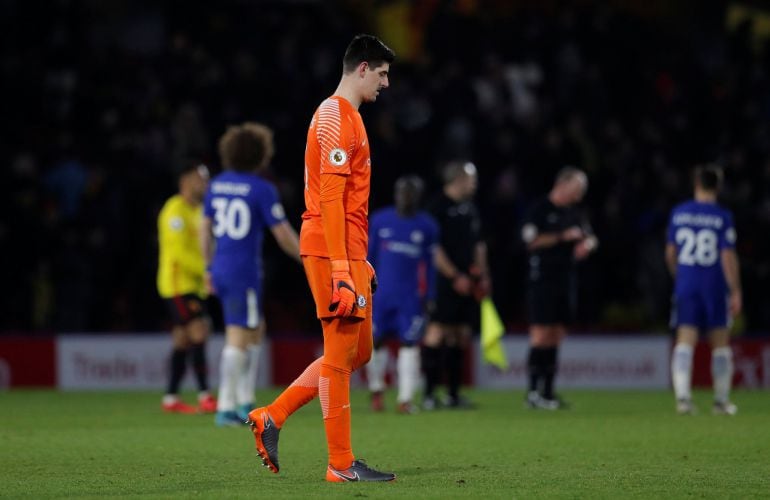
[480,297,508,370]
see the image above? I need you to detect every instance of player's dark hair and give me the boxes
[441,160,477,185]
[175,157,207,180]
[395,174,424,195]
[694,163,723,192]
[218,122,274,173]
[342,34,395,74]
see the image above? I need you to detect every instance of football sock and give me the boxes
[421,345,441,398]
[217,345,246,412]
[167,348,187,395]
[527,347,544,394]
[189,342,209,392]
[320,362,354,470]
[397,346,420,403]
[236,344,262,406]
[447,345,463,400]
[671,343,694,401]
[711,346,733,404]
[542,347,558,399]
[162,394,181,405]
[365,347,388,393]
[268,357,322,427]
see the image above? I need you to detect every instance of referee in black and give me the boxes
[521,167,597,409]
[423,160,490,409]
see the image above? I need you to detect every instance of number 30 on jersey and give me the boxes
[211,197,251,240]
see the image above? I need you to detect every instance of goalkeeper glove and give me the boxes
[328,259,356,317]
[365,260,377,294]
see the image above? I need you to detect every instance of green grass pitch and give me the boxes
[1,389,768,499]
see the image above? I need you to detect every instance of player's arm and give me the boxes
[270,221,301,263]
[525,227,583,251]
[573,217,599,260]
[434,245,472,296]
[665,242,678,278]
[472,240,491,299]
[424,241,438,301]
[256,185,300,263]
[721,248,742,316]
[199,216,214,267]
[420,219,439,312]
[320,172,356,316]
[317,107,359,316]
[199,216,216,293]
[521,206,582,252]
[720,217,741,316]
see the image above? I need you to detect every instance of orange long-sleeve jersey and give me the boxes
[300,96,371,260]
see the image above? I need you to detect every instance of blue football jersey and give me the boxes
[203,171,286,281]
[667,200,736,295]
[368,207,439,300]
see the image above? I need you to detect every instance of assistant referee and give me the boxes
[423,160,490,409]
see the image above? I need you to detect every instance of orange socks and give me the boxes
[268,357,322,427]
[320,362,354,470]
[268,314,370,471]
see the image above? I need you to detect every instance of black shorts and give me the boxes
[527,282,574,325]
[430,278,478,325]
[164,294,208,326]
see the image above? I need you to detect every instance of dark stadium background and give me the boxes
[3,0,770,336]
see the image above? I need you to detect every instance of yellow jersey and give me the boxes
[156,194,206,298]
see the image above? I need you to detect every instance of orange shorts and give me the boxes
[303,256,373,320]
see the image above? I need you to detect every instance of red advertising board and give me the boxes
[0,337,56,388]
[270,337,324,385]
[1,333,768,390]
[691,338,770,388]
[270,337,473,387]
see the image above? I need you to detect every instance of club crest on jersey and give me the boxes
[169,216,184,231]
[271,203,285,220]
[329,148,348,167]
[357,295,367,308]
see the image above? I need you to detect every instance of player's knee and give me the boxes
[323,351,358,372]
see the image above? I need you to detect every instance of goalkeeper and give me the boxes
[246,34,396,483]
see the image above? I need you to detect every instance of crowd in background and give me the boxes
[3,0,770,334]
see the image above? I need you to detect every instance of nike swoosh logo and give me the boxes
[342,404,350,409]
[332,469,359,481]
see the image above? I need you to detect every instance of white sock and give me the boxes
[236,344,262,406]
[711,347,733,404]
[366,347,389,392]
[397,346,420,404]
[217,345,246,412]
[671,343,694,401]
